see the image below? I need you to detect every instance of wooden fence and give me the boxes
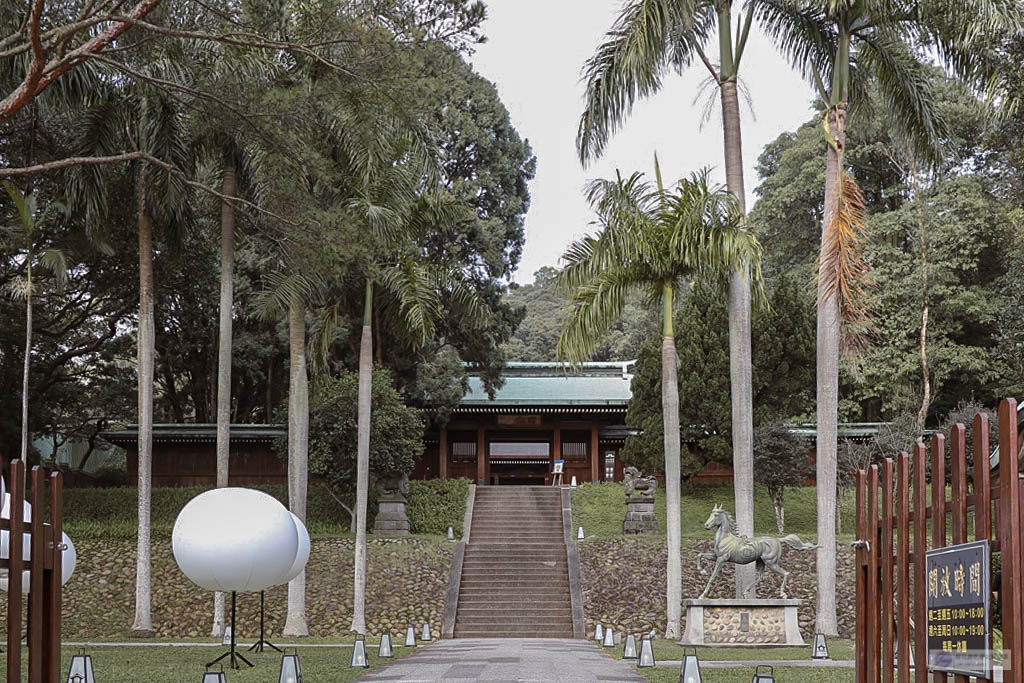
[3,460,64,683]
[855,398,1024,683]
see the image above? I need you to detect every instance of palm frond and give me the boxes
[379,260,441,349]
[38,249,69,289]
[557,265,639,367]
[252,270,326,321]
[755,0,837,99]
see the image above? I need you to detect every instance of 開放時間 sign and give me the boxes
[925,539,990,677]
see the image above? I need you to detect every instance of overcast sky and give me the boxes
[469,0,817,284]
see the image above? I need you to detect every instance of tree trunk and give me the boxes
[283,296,309,636]
[211,162,236,638]
[910,155,930,430]
[661,283,683,640]
[720,77,756,597]
[772,491,785,534]
[350,279,373,634]
[131,177,155,637]
[815,105,846,636]
[20,265,32,462]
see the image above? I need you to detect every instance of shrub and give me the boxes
[405,478,470,536]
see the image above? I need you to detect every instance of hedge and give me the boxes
[405,478,470,536]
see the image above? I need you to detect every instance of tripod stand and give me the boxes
[248,591,282,653]
[207,592,253,669]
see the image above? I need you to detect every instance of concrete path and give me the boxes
[362,638,646,682]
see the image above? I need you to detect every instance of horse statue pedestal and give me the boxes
[623,496,657,534]
[373,472,411,536]
[679,598,804,647]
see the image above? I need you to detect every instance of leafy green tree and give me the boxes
[753,422,812,533]
[557,162,760,640]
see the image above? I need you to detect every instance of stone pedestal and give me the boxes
[680,598,804,647]
[623,496,657,534]
[373,495,411,535]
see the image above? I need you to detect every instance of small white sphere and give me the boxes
[172,488,298,592]
[0,531,76,592]
[282,512,310,584]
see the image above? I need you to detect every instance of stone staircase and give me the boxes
[453,486,573,638]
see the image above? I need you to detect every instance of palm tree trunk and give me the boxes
[20,264,31,462]
[284,296,309,636]
[910,156,930,429]
[350,278,373,634]
[661,283,683,640]
[815,105,846,636]
[211,162,236,638]
[131,176,155,637]
[720,76,755,597]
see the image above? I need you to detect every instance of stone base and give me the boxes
[373,499,411,535]
[680,598,804,647]
[623,496,657,535]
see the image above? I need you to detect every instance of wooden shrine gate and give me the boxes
[855,398,1024,683]
[3,460,64,683]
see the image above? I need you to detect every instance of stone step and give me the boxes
[453,628,574,639]
[454,616,573,628]
[457,597,571,607]
[461,560,568,569]
[462,553,567,561]
[457,589,570,599]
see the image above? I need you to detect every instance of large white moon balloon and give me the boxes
[282,512,310,584]
[0,495,77,590]
[172,488,298,592]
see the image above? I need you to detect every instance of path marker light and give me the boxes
[570,476,577,488]
[594,623,603,641]
[350,636,370,669]
[447,526,455,542]
[201,665,227,683]
[421,622,432,641]
[279,649,302,683]
[637,638,655,668]
[812,633,829,659]
[221,626,232,647]
[65,649,95,683]
[602,627,615,648]
[751,665,775,682]
[622,634,638,659]
[680,648,702,683]
[577,526,584,540]
[378,633,394,658]
[404,626,416,647]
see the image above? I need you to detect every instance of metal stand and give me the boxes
[248,591,282,653]
[207,592,253,669]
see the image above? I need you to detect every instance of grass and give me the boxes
[48,643,412,681]
[572,481,857,541]
[607,638,855,663]
[642,666,853,682]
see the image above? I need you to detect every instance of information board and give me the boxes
[925,539,991,677]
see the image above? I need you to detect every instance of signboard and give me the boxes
[497,414,543,426]
[925,539,991,677]
[552,460,564,474]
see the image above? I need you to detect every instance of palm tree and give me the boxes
[578,0,762,593]
[755,0,1020,635]
[557,162,761,639]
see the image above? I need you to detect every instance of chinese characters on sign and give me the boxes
[926,540,990,677]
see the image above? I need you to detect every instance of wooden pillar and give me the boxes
[552,425,561,467]
[439,425,448,480]
[476,427,486,485]
[590,424,599,482]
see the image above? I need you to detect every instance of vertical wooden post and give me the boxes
[552,425,561,472]
[972,413,991,542]
[7,460,25,683]
[896,453,911,683]
[44,472,63,683]
[439,425,448,480]
[998,399,1023,683]
[949,425,970,683]
[28,468,45,683]
[476,427,486,485]
[589,424,599,483]
[868,464,880,683]
[913,443,928,683]
[856,468,868,683]
[882,458,895,683]
[930,433,947,683]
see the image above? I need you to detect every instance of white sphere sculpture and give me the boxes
[0,495,77,590]
[282,512,310,584]
[172,488,298,592]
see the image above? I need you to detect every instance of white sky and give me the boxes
[469,0,817,284]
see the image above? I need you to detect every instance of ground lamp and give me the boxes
[447,526,455,541]
[622,634,638,659]
[577,526,584,540]
[421,623,432,642]
[679,648,702,683]
[222,626,233,647]
[637,638,655,668]
[405,626,417,647]
[279,649,302,683]
[202,666,227,683]
[811,633,828,659]
[65,649,95,683]
[350,637,370,669]
[602,627,615,648]
[570,476,577,487]
[751,665,775,682]
[594,623,603,641]
[378,633,394,658]
[173,488,300,669]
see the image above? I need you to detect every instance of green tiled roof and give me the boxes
[461,361,634,407]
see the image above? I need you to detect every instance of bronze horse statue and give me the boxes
[697,504,816,598]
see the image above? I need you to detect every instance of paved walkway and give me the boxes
[362,638,646,682]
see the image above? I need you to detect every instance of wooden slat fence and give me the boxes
[855,398,1023,683]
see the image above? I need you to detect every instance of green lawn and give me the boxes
[642,666,854,682]
[605,638,855,663]
[572,481,857,541]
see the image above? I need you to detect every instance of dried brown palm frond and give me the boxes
[817,168,873,362]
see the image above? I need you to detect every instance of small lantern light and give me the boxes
[622,634,638,659]
[404,626,416,647]
[421,622,432,642]
[577,526,584,540]
[570,476,577,488]
[65,649,96,683]
[594,623,603,641]
[680,648,702,683]
[279,649,302,683]
[201,665,227,683]
[221,625,233,647]
[447,526,455,542]
[602,627,615,648]
[637,638,655,668]
[378,633,393,658]
[648,629,657,640]
[350,637,370,669]
[812,633,829,659]
[751,665,775,682]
